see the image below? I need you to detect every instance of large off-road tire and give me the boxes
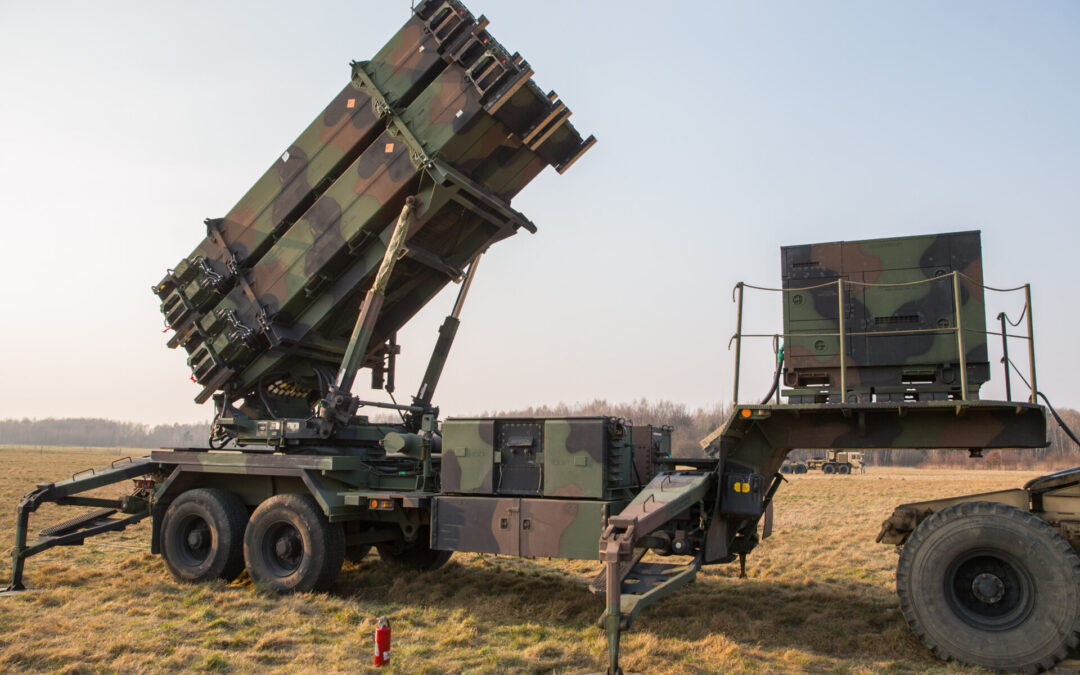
[243,494,345,593]
[780,464,793,474]
[377,528,452,571]
[161,488,248,583]
[822,463,836,475]
[897,501,1080,673]
[838,463,852,475]
[794,463,808,474]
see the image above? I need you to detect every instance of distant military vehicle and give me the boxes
[3,3,1074,674]
[806,450,864,474]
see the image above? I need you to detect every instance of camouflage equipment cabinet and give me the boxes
[782,231,989,403]
[3,3,1070,674]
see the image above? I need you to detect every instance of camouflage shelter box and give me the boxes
[781,230,989,402]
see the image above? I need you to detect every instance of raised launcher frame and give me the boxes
[779,231,990,403]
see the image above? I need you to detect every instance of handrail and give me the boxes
[730,273,1036,406]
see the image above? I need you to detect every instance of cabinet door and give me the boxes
[432,496,519,555]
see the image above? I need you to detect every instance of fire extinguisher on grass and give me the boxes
[374,616,391,666]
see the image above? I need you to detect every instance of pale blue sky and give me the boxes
[0,1,1077,425]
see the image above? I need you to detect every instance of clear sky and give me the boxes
[0,1,1077,426]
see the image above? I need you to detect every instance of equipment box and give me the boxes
[781,230,989,402]
[431,495,620,560]
[440,417,636,499]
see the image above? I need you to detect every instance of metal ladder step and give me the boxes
[38,508,117,539]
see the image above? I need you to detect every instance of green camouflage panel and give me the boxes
[440,417,636,499]
[781,230,989,402]
[544,418,633,499]
[155,15,447,336]
[160,0,595,405]
[440,418,495,493]
[432,495,619,559]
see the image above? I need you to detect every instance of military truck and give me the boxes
[3,3,1074,674]
[806,450,864,474]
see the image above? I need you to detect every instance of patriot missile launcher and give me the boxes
[5,2,1075,674]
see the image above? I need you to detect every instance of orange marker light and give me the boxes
[741,409,752,418]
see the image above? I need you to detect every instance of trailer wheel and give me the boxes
[838,464,852,475]
[795,463,808,474]
[161,488,248,583]
[897,501,1080,672]
[243,494,345,593]
[822,464,836,475]
[377,528,452,571]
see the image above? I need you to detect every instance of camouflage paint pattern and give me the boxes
[543,418,633,499]
[440,419,495,493]
[440,417,636,500]
[432,495,618,559]
[155,15,447,331]
[781,230,989,402]
[156,0,595,408]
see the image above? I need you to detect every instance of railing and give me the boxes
[729,271,1037,405]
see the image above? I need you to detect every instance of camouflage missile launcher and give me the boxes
[781,230,989,403]
[153,0,595,420]
[6,3,1059,673]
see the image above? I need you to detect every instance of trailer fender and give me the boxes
[876,488,1029,545]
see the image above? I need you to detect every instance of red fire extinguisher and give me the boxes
[374,616,391,666]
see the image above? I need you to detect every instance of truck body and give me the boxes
[4,3,1072,674]
[805,449,864,474]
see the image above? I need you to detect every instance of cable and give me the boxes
[1037,391,1080,450]
[759,344,785,405]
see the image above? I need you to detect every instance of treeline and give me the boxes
[3,401,1079,469]
[0,418,209,449]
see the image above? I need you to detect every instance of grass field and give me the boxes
[0,447,1053,673]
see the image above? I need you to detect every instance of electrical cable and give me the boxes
[759,344,785,405]
[1037,391,1080,449]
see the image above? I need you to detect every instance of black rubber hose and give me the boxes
[760,346,786,405]
[1037,391,1080,449]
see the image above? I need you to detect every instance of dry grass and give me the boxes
[0,448,1054,673]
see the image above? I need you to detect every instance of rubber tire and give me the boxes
[822,464,836,475]
[780,464,793,474]
[897,501,1080,673]
[377,529,452,571]
[345,544,372,563]
[161,488,248,583]
[838,464,852,475]
[243,494,345,593]
[795,464,808,474]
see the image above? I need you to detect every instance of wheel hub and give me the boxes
[971,572,1006,604]
[275,535,299,558]
[186,528,209,550]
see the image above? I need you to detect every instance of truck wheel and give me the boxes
[897,501,1080,672]
[377,528,452,571]
[243,494,345,593]
[780,464,792,474]
[822,464,836,475]
[838,464,852,475]
[795,463,807,474]
[161,488,248,583]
